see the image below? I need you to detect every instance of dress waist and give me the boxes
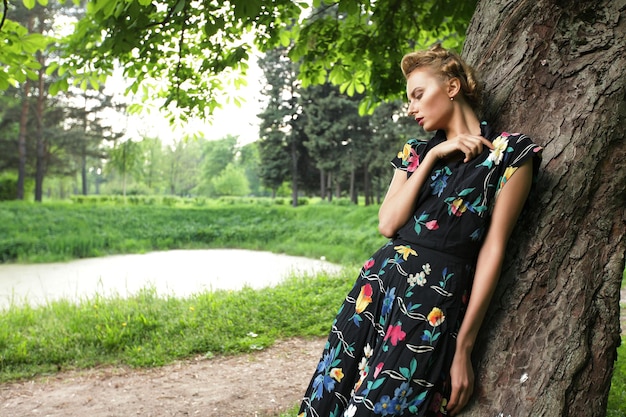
[391,237,478,264]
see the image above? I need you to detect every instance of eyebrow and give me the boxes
[409,87,423,98]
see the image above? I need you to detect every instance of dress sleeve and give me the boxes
[495,133,543,196]
[390,138,429,173]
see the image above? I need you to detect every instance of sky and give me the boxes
[102,54,266,147]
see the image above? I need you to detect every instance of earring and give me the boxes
[450,96,454,101]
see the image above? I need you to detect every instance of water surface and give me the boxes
[0,249,342,310]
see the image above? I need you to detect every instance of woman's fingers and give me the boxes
[434,134,493,163]
[446,352,475,415]
[447,383,473,415]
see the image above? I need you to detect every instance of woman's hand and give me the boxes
[431,134,494,163]
[446,349,475,416]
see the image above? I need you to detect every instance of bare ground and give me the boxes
[0,337,325,417]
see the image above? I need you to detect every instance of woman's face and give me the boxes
[405,67,454,132]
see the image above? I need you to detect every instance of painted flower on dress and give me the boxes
[425,220,439,230]
[381,287,396,316]
[384,323,407,346]
[344,404,358,417]
[330,367,344,382]
[394,245,417,260]
[429,392,447,413]
[496,166,518,198]
[407,272,426,287]
[427,307,446,327]
[430,166,452,196]
[398,141,420,172]
[355,283,373,313]
[394,381,414,400]
[374,362,385,378]
[450,198,468,216]
[363,343,373,358]
[363,258,375,271]
[374,395,394,415]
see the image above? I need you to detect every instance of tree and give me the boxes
[211,163,250,197]
[195,136,237,197]
[257,46,304,204]
[457,1,624,416]
[107,139,141,197]
[367,100,424,204]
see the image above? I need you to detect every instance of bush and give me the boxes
[0,173,18,201]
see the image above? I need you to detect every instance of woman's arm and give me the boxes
[378,134,494,238]
[446,158,534,416]
[378,152,438,238]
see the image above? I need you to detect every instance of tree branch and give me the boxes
[0,0,8,33]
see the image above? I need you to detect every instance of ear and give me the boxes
[447,77,461,99]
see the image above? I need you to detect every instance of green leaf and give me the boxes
[0,72,10,90]
[49,80,61,96]
[20,33,49,54]
[45,62,59,76]
[22,0,36,9]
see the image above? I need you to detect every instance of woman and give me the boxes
[299,45,542,417]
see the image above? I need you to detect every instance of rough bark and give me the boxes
[462,0,625,416]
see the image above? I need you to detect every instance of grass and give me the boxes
[0,271,357,382]
[0,198,624,416]
[0,200,385,265]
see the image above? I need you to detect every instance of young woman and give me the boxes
[299,44,542,417]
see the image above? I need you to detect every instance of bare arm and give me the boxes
[378,134,495,238]
[377,152,438,238]
[446,159,534,416]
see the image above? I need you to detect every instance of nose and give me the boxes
[407,100,418,116]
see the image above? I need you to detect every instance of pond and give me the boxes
[0,249,343,310]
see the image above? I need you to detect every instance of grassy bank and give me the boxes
[0,199,623,415]
[0,199,386,265]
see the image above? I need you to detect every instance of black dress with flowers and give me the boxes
[298,122,542,417]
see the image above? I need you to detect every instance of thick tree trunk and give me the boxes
[462,1,625,416]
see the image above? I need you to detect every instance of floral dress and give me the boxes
[298,122,542,417]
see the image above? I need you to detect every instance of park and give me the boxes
[1,0,625,416]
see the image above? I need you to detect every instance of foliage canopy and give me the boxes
[2,0,476,118]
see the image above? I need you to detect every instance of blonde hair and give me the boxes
[401,44,483,111]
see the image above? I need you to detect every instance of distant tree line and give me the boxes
[0,2,428,204]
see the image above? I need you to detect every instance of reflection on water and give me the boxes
[0,249,342,310]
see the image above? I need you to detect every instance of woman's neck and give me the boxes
[444,106,481,139]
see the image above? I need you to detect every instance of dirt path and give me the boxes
[0,337,326,417]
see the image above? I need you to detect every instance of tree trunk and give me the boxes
[320,168,326,201]
[82,94,88,195]
[34,51,46,203]
[349,167,357,204]
[462,1,625,416]
[363,165,371,206]
[16,16,34,201]
[291,137,299,207]
[17,79,30,200]
[327,171,332,202]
